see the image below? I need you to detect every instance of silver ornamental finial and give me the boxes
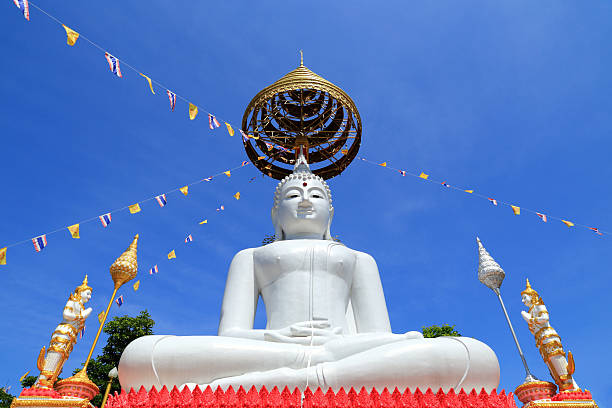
[477,237,505,291]
[293,150,312,175]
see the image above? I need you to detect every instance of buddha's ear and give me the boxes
[324,207,335,240]
[271,207,283,241]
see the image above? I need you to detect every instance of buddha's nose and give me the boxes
[298,198,312,208]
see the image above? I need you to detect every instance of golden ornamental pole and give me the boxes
[79,234,139,374]
[100,367,118,408]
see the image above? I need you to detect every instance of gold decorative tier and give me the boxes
[242,55,362,180]
[54,370,99,401]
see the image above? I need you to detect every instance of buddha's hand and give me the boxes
[264,320,343,346]
[521,311,531,322]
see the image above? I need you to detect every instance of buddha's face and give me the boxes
[274,177,332,239]
[521,294,532,307]
[80,289,92,303]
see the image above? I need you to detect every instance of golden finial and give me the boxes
[299,50,304,66]
[109,234,139,289]
[75,274,92,293]
[521,278,542,305]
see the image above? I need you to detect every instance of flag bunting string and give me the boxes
[14,1,260,142]
[358,157,608,238]
[0,161,251,265]
[115,178,252,307]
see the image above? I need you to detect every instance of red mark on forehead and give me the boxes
[303,182,307,187]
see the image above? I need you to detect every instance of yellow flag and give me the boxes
[380,162,387,167]
[562,220,575,227]
[139,73,155,94]
[98,311,105,324]
[19,371,30,382]
[511,205,520,215]
[234,192,241,200]
[341,149,348,155]
[224,170,231,177]
[199,219,208,225]
[168,250,176,260]
[225,122,234,136]
[180,186,189,196]
[464,190,474,193]
[62,24,79,46]
[0,247,6,265]
[189,103,198,120]
[419,172,429,180]
[129,203,141,214]
[257,156,266,160]
[67,224,80,239]
[133,280,140,291]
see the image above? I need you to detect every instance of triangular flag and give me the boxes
[129,203,141,214]
[13,0,29,21]
[199,219,208,225]
[139,73,155,94]
[98,311,105,324]
[67,224,80,239]
[380,162,387,167]
[257,156,266,160]
[561,220,574,228]
[180,186,188,196]
[133,280,140,291]
[19,371,30,382]
[511,205,520,215]
[189,103,198,120]
[224,171,231,177]
[168,250,176,259]
[0,247,6,265]
[341,149,348,155]
[419,172,429,180]
[464,190,474,193]
[399,170,406,176]
[225,122,234,136]
[234,192,241,200]
[62,25,79,46]
[536,213,547,222]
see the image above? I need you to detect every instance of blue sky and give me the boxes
[1,0,610,405]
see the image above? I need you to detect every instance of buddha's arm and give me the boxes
[350,252,392,333]
[217,249,263,340]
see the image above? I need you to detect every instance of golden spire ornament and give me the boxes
[55,235,139,401]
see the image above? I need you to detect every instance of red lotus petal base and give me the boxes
[106,385,518,408]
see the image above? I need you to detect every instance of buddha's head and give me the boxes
[272,153,334,241]
[521,279,542,308]
[74,275,92,304]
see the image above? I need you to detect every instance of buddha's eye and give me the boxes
[311,194,322,199]
[286,193,299,199]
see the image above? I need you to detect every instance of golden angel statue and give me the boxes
[520,279,579,392]
[35,276,93,388]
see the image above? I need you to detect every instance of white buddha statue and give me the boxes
[119,154,500,392]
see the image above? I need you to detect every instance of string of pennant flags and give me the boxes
[111,185,245,309]
[11,0,261,143]
[361,157,608,237]
[7,1,608,254]
[0,160,251,265]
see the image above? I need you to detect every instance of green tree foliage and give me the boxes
[0,387,14,408]
[75,310,155,407]
[19,376,37,388]
[422,324,461,338]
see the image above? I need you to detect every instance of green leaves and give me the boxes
[422,324,461,338]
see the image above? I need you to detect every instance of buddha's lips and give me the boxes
[297,209,314,216]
